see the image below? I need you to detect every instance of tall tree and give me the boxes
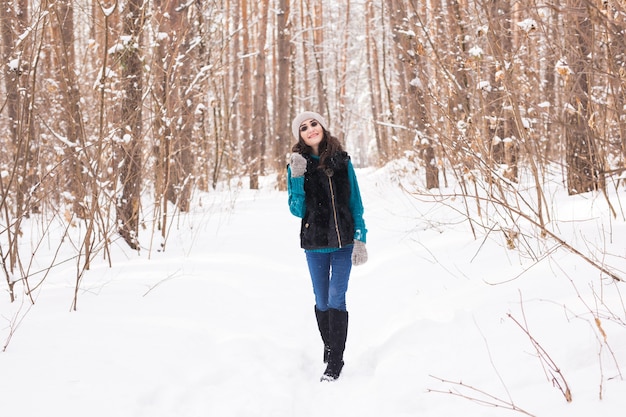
[0,0,22,286]
[0,0,22,156]
[484,0,519,181]
[150,1,200,213]
[49,0,88,217]
[117,0,145,249]
[365,0,386,163]
[388,0,415,150]
[227,0,241,172]
[390,0,438,188]
[165,2,194,211]
[250,0,270,189]
[312,1,327,117]
[274,0,292,189]
[152,0,174,239]
[563,0,603,194]
[334,1,351,142]
[601,0,626,166]
[438,0,470,186]
[1,0,33,272]
[240,0,253,185]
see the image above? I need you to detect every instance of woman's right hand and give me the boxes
[289,153,307,177]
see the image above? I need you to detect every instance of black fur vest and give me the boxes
[300,152,355,250]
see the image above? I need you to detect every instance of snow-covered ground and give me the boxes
[1,163,625,416]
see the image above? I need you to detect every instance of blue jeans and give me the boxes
[305,246,353,311]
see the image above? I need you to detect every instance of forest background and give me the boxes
[1,1,626,314]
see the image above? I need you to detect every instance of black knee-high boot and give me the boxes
[314,306,331,363]
[321,308,348,381]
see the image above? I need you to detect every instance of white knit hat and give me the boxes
[292,111,327,140]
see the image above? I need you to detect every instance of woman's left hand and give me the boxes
[352,240,368,266]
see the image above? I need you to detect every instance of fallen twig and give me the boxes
[428,375,537,416]
[508,311,573,402]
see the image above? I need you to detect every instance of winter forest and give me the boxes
[2,0,624,256]
[2,0,626,415]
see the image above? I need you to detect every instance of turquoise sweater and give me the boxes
[287,155,367,253]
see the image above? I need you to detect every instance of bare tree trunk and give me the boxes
[1,0,33,273]
[117,0,145,249]
[49,0,88,218]
[391,0,438,188]
[298,0,311,109]
[229,0,241,157]
[388,0,412,149]
[0,0,19,294]
[334,1,351,142]
[365,0,386,163]
[437,0,471,187]
[275,0,291,189]
[152,0,173,240]
[166,3,194,212]
[539,3,558,164]
[250,0,270,189]
[564,0,604,194]
[390,0,429,135]
[1,0,21,159]
[312,1,328,116]
[602,1,626,166]
[240,0,253,184]
[484,0,518,182]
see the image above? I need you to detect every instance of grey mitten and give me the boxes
[290,153,307,177]
[352,240,368,266]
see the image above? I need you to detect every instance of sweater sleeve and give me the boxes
[287,165,306,218]
[348,161,367,243]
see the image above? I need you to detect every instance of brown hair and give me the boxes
[291,128,344,169]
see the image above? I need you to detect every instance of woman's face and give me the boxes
[299,119,324,155]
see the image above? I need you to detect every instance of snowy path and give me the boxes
[1,168,626,416]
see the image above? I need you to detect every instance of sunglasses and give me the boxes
[299,120,320,132]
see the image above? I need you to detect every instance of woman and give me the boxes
[287,110,368,382]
